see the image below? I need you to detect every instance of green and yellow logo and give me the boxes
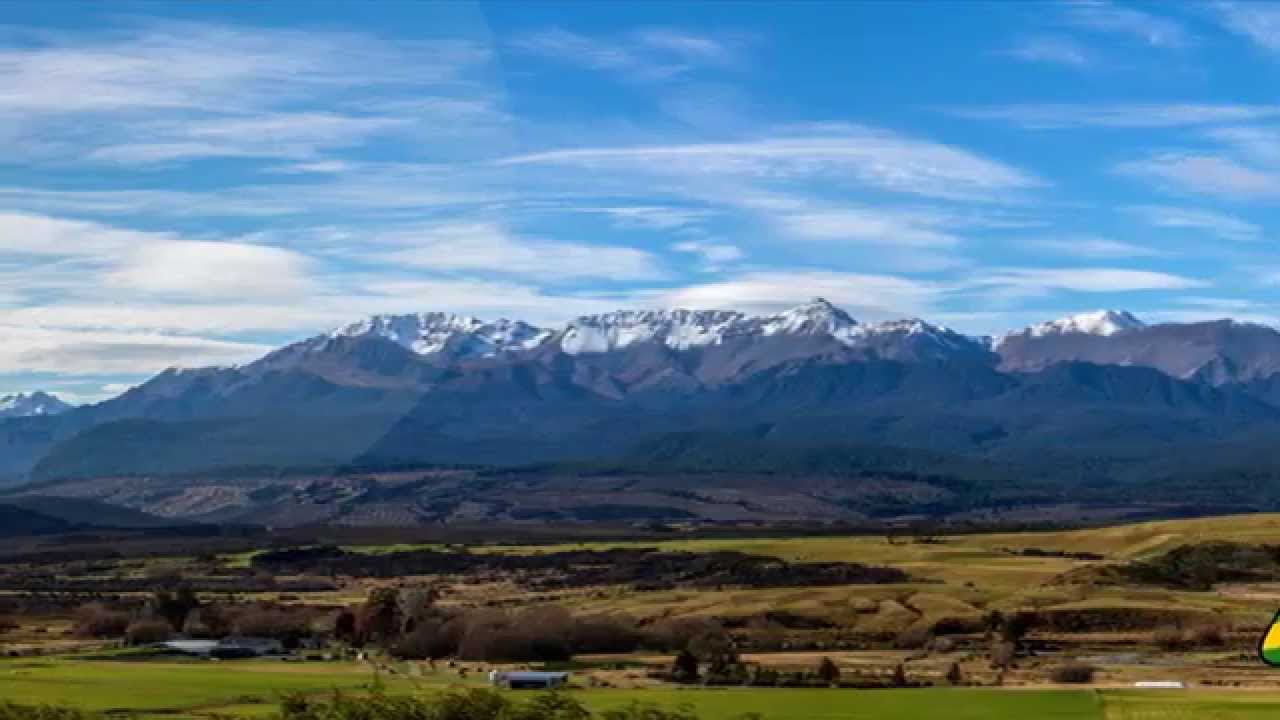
[1261,612,1280,666]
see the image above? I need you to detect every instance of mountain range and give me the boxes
[7,299,1280,523]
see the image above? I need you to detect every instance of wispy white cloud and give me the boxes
[0,21,504,166]
[1126,205,1261,242]
[1063,1,1193,48]
[670,240,743,270]
[972,267,1208,294]
[1025,236,1163,259]
[951,103,1280,129]
[1005,36,1096,68]
[0,325,270,376]
[498,128,1040,201]
[575,206,713,230]
[645,271,943,320]
[1115,154,1280,199]
[509,26,744,81]
[0,212,320,305]
[776,209,960,247]
[0,168,488,218]
[1213,2,1280,53]
[0,22,480,114]
[1205,126,1280,166]
[104,241,317,300]
[352,221,665,281]
[85,112,410,165]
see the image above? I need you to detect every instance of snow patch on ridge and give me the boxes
[996,310,1145,349]
[331,313,552,359]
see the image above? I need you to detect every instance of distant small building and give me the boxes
[214,636,285,658]
[1134,681,1185,689]
[160,636,284,659]
[489,671,570,689]
[161,640,218,656]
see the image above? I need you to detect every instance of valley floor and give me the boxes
[9,513,1280,718]
[4,657,1280,719]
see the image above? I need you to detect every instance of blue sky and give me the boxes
[4,1,1280,401]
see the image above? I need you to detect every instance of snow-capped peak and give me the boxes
[1030,310,1145,338]
[322,300,982,360]
[560,299,868,355]
[559,308,748,354]
[0,391,73,419]
[998,310,1145,348]
[759,297,858,338]
[330,313,552,359]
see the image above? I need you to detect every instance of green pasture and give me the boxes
[583,687,1101,720]
[9,657,1280,719]
[0,658,410,715]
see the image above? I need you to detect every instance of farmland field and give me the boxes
[0,659,410,714]
[8,657,1280,719]
[0,660,1103,719]
[9,514,1280,718]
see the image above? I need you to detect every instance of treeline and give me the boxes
[338,586,697,663]
[252,546,909,589]
[339,587,909,689]
[69,588,325,648]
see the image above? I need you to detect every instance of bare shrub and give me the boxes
[570,613,641,653]
[894,623,933,650]
[391,616,463,661]
[72,604,129,639]
[125,619,172,646]
[181,606,230,639]
[1153,626,1189,651]
[1191,623,1226,647]
[817,657,841,686]
[1049,663,1096,684]
[228,605,312,646]
[643,617,722,652]
[455,607,572,663]
[989,640,1016,669]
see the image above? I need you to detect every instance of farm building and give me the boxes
[488,671,570,689]
[161,640,218,656]
[212,636,286,658]
[160,636,285,659]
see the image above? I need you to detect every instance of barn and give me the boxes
[488,671,570,689]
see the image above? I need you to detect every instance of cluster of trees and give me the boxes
[332,587,948,688]
[1152,623,1227,651]
[1048,663,1097,684]
[670,645,916,689]
[253,546,907,591]
[334,587,646,663]
[1119,542,1280,591]
[72,588,322,647]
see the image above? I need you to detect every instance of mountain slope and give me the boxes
[998,315,1280,384]
[0,504,72,537]
[0,392,72,419]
